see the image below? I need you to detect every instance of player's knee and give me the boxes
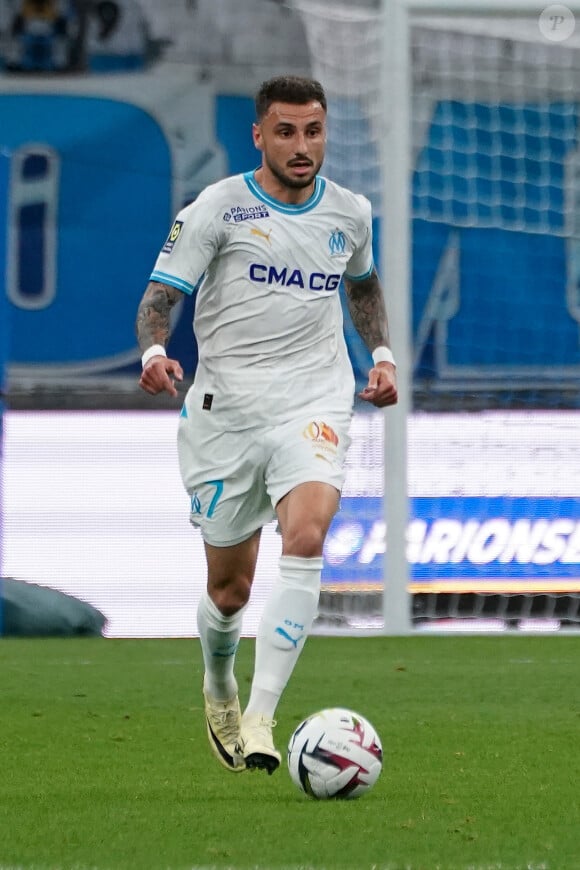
[282,524,326,558]
[209,576,251,616]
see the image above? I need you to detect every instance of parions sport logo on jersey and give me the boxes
[223,205,270,222]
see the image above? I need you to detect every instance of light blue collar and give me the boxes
[243,169,326,214]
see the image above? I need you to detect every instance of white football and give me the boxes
[287,707,383,799]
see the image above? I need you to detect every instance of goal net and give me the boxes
[3,0,579,636]
[292,0,580,633]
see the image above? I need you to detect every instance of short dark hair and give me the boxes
[255,75,327,121]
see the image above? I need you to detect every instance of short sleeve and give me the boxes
[344,194,374,281]
[150,189,220,295]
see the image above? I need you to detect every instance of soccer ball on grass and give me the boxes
[287,707,383,799]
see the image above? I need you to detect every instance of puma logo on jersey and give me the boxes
[251,227,272,245]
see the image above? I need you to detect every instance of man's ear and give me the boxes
[252,123,263,151]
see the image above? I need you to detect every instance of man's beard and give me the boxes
[266,157,321,190]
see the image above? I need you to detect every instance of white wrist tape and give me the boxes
[372,345,397,367]
[141,344,167,368]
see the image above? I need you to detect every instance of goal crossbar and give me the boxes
[405,1,580,13]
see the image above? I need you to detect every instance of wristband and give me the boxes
[141,344,167,369]
[372,345,397,367]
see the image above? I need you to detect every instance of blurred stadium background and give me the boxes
[1,0,579,636]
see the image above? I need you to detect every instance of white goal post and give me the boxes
[381,0,580,633]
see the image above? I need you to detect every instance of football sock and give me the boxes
[244,555,322,720]
[197,591,244,701]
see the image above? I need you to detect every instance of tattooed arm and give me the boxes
[343,268,391,352]
[135,281,184,397]
[343,269,398,408]
[136,280,182,350]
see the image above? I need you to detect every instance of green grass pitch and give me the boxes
[1,635,580,870]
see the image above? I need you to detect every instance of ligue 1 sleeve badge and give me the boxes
[162,219,184,254]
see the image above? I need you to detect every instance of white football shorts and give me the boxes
[177,407,352,547]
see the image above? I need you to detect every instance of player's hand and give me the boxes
[139,356,184,398]
[358,362,398,408]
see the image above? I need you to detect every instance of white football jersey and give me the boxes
[151,170,374,428]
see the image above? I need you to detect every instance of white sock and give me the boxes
[244,555,322,720]
[197,592,244,701]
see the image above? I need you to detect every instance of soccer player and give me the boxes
[136,75,397,776]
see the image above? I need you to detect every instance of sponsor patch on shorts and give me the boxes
[162,220,183,253]
[303,421,339,447]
